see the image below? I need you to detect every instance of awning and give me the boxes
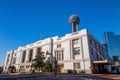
[93,60,112,65]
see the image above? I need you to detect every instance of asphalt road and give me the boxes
[0,73,111,80]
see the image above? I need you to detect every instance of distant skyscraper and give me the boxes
[103,32,120,61]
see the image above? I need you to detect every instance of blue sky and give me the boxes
[0,0,120,66]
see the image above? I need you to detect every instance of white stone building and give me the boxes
[4,15,108,74]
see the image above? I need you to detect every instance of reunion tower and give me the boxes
[69,14,80,33]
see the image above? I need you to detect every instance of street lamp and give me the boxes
[17,63,20,73]
[54,59,58,76]
[24,60,28,74]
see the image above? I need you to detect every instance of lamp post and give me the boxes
[54,59,58,76]
[25,60,28,74]
[17,63,20,73]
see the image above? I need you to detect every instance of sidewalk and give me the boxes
[93,74,120,80]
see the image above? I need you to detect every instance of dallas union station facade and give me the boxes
[4,15,109,74]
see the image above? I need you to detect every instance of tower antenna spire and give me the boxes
[69,14,80,33]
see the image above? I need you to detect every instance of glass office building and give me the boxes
[103,32,120,61]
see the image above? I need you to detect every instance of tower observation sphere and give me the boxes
[69,15,80,33]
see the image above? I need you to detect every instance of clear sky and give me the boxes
[0,0,120,66]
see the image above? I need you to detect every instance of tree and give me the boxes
[43,62,52,72]
[32,48,45,71]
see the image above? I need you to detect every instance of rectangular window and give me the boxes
[89,39,92,45]
[8,54,10,58]
[57,51,61,61]
[95,43,97,48]
[74,63,80,70]
[20,66,24,68]
[55,50,64,61]
[57,44,61,48]
[6,59,9,65]
[14,53,16,56]
[72,39,79,44]
[58,53,61,61]
[91,47,93,55]
[96,53,99,60]
[73,47,80,55]
[26,65,29,68]
[29,49,33,62]
[59,64,64,67]
[13,58,16,64]
[22,51,26,63]
[37,47,41,53]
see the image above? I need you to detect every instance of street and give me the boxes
[1,73,118,80]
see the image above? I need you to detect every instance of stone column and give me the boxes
[24,50,29,72]
[25,50,29,63]
[33,48,37,59]
[70,40,73,59]
[3,54,8,71]
[80,38,85,72]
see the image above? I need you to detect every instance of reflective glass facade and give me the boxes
[103,32,120,61]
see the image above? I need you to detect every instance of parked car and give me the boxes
[8,66,16,73]
[111,70,118,74]
[111,66,120,74]
[0,67,3,74]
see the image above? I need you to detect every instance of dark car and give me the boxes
[0,67,3,74]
